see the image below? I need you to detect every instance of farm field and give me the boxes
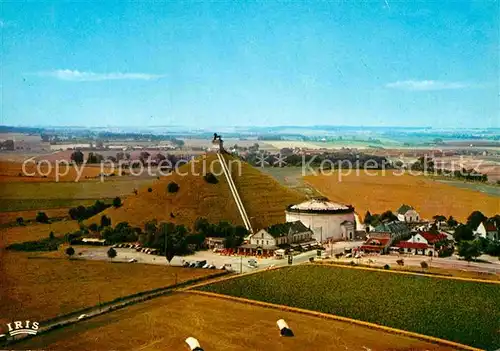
[0,251,218,324]
[14,292,453,351]
[304,171,499,222]
[0,177,155,199]
[0,208,71,225]
[0,220,79,248]
[199,265,500,349]
[0,161,117,182]
[87,154,306,230]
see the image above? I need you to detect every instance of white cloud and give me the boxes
[36,69,166,82]
[385,80,470,91]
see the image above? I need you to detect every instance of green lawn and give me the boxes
[199,265,500,350]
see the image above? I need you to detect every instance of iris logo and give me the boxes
[1,320,39,337]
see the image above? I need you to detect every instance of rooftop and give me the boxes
[287,198,354,214]
[265,220,311,238]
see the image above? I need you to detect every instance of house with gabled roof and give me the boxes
[396,204,420,223]
[474,221,498,241]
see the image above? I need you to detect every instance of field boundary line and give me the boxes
[178,265,287,291]
[186,290,483,351]
[310,261,500,285]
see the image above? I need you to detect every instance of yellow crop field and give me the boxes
[0,221,79,248]
[16,292,452,351]
[304,171,499,221]
[0,161,116,183]
[0,252,218,324]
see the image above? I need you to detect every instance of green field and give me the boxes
[199,265,500,349]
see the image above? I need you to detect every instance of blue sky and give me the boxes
[1,1,498,128]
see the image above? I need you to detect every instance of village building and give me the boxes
[407,232,449,246]
[237,221,313,256]
[396,204,420,223]
[372,221,411,238]
[204,237,226,250]
[474,222,498,241]
[360,233,391,253]
[285,198,356,242]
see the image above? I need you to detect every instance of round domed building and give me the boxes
[285,198,356,242]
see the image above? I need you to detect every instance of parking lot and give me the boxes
[73,241,363,273]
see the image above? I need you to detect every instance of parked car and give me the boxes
[189,262,197,268]
[195,260,207,268]
[128,258,138,263]
[248,259,258,268]
[182,261,190,268]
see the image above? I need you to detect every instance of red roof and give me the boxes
[364,237,390,246]
[360,245,385,252]
[419,232,448,244]
[485,223,497,232]
[396,242,429,250]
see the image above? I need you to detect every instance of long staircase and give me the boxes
[216,152,253,233]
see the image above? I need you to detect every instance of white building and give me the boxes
[396,204,420,223]
[285,198,356,242]
[474,222,498,241]
[238,221,313,256]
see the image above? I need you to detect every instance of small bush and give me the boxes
[36,211,49,223]
[383,264,390,270]
[112,197,122,208]
[16,217,24,226]
[167,182,180,193]
[148,187,153,192]
[203,172,218,184]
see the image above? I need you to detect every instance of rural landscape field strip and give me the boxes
[187,290,480,351]
[0,252,219,324]
[14,292,456,351]
[304,171,499,222]
[198,265,500,350]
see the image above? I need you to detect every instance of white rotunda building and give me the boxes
[285,198,356,242]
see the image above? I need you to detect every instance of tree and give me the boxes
[453,224,474,242]
[420,261,429,272]
[467,211,487,230]
[458,240,482,264]
[70,150,84,164]
[148,187,153,192]
[379,210,397,223]
[89,223,99,232]
[16,217,24,226]
[107,247,117,261]
[167,182,180,193]
[113,196,122,208]
[36,211,49,223]
[49,231,55,240]
[447,216,458,228]
[100,215,111,228]
[203,172,218,184]
[363,211,372,225]
[433,215,446,223]
[65,246,75,259]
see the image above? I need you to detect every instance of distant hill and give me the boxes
[87,153,306,231]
